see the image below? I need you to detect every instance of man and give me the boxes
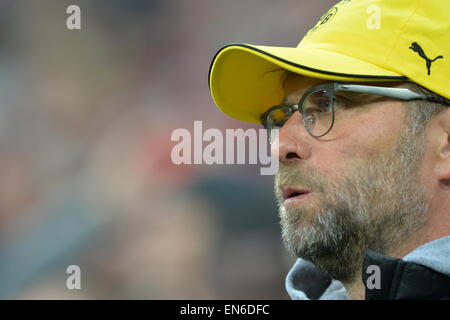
[208,0,450,299]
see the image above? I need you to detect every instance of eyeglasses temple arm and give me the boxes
[336,84,426,101]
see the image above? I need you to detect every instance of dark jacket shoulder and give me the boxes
[363,250,450,300]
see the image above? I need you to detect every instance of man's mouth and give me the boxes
[282,187,312,205]
[283,187,311,199]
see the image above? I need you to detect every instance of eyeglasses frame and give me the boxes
[260,82,448,142]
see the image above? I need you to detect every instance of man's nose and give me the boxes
[271,111,312,164]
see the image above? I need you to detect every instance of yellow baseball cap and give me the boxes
[209,0,449,124]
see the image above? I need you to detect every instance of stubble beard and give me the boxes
[275,128,429,283]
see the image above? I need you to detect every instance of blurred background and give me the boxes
[0,0,336,299]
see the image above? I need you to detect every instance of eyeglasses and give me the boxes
[261,82,447,144]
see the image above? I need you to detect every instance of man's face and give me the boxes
[273,74,430,282]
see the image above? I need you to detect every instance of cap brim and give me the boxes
[209,43,406,124]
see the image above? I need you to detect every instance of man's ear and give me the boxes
[434,108,450,183]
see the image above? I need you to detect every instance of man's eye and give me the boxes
[308,98,332,113]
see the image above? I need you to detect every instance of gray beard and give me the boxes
[276,128,429,282]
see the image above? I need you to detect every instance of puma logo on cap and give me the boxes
[409,42,443,76]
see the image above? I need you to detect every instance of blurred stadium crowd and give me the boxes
[0,0,335,299]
